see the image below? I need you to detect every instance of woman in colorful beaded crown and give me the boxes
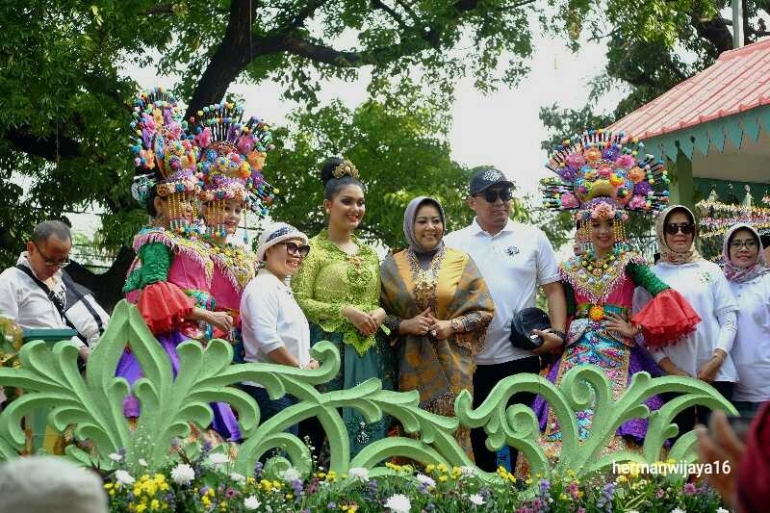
[526,130,702,468]
[291,157,396,460]
[120,89,241,441]
[190,102,275,356]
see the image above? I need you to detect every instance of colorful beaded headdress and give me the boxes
[189,102,276,240]
[129,88,201,234]
[540,129,670,252]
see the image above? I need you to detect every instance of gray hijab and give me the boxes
[403,196,446,253]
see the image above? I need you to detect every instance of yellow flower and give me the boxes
[208,488,216,497]
[104,483,114,490]
[202,496,211,508]
[437,463,448,473]
[150,500,160,509]
[109,490,115,497]
[286,493,293,500]
[617,475,628,484]
[272,480,282,489]
[136,505,147,513]
[426,464,436,473]
[438,475,448,483]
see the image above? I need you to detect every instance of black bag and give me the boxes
[509,307,552,351]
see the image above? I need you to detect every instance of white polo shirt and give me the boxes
[728,272,770,402]
[240,269,311,387]
[444,218,560,365]
[0,256,84,348]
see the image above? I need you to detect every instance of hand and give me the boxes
[304,358,320,370]
[428,320,454,341]
[604,313,640,338]
[401,308,433,336]
[531,329,563,355]
[343,306,378,336]
[696,410,744,509]
[207,311,234,333]
[368,308,387,329]
[660,358,691,377]
[78,345,91,362]
[697,356,723,383]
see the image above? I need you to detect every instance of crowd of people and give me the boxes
[0,91,768,510]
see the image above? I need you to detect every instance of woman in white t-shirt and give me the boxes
[721,223,770,417]
[638,205,738,434]
[239,223,319,435]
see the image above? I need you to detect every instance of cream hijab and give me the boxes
[655,205,703,265]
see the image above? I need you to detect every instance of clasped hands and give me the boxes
[343,306,386,337]
[401,308,455,340]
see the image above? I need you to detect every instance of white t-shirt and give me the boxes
[637,260,739,381]
[728,273,770,402]
[240,269,311,387]
[444,218,560,365]
[0,257,84,348]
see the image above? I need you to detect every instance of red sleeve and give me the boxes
[631,288,701,349]
[137,281,194,334]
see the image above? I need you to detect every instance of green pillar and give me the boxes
[668,149,694,209]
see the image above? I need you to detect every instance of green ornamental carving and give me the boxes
[0,301,736,483]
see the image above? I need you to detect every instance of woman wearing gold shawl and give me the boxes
[380,196,495,458]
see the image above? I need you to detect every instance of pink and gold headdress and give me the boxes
[189,102,276,240]
[540,129,670,253]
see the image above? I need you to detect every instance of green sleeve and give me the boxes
[290,243,345,327]
[122,243,173,293]
[626,262,670,297]
[564,281,577,317]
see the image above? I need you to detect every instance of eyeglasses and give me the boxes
[32,241,70,268]
[664,222,695,235]
[730,239,758,250]
[478,188,512,203]
[283,242,311,258]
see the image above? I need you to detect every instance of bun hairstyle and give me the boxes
[320,157,365,200]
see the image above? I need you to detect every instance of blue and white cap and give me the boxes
[256,222,309,262]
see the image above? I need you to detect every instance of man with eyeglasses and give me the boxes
[0,220,90,363]
[444,167,567,471]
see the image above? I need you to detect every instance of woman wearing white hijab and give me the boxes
[721,223,770,416]
[637,205,739,433]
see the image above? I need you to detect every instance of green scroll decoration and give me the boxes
[0,301,736,483]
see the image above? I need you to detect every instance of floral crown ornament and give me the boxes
[188,102,277,240]
[129,88,202,235]
[331,159,359,179]
[540,129,670,253]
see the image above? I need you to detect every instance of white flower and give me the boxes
[348,467,370,482]
[716,509,730,513]
[114,470,135,486]
[138,459,148,467]
[170,463,195,485]
[469,494,485,506]
[108,452,123,462]
[384,493,411,513]
[415,474,436,488]
[671,509,687,513]
[244,495,261,510]
[460,466,476,477]
[230,472,246,484]
[282,467,301,482]
[207,453,230,466]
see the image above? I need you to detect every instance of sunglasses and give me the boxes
[283,242,311,257]
[664,222,695,235]
[32,241,70,268]
[478,188,513,203]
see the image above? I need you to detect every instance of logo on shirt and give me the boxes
[505,245,519,257]
[698,271,713,285]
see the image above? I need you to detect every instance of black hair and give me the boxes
[320,157,365,201]
[145,186,161,217]
[32,220,71,243]
[727,226,760,249]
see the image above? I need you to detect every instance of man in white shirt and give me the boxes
[0,221,90,362]
[444,167,567,470]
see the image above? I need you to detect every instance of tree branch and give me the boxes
[372,0,410,30]
[5,125,82,160]
[143,4,175,16]
[689,13,733,54]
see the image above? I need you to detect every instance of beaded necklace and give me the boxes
[406,246,445,311]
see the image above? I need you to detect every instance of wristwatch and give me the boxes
[549,329,568,345]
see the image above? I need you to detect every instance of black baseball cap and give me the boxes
[469,167,514,196]
[760,231,770,249]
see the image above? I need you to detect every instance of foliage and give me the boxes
[265,93,473,251]
[103,453,729,512]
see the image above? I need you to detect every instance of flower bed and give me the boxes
[104,449,729,513]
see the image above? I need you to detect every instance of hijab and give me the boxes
[403,196,446,254]
[722,223,769,283]
[655,204,703,265]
